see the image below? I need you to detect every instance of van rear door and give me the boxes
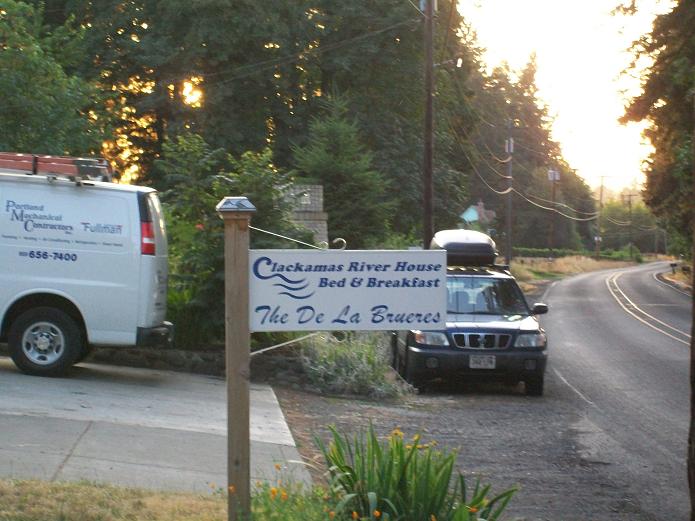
[137,191,168,328]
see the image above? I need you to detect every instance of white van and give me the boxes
[0,153,172,376]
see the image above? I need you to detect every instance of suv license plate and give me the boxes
[469,355,496,369]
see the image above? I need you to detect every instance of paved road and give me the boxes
[544,261,691,520]
[0,359,310,492]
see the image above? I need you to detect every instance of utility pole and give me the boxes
[422,0,434,249]
[688,90,695,521]
[548,169,560,254]
[622,193,637,260]
[505,120,513,265]
[596,176,605,259]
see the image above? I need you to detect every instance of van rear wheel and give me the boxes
[8,307,83,377]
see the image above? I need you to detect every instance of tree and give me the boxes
[157,133,303,345]
[0,1,103,154]
[622,1,695,254]
[454,56,596,251]
[292,96,392,249]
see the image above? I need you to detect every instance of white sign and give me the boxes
[548,169,560,181]
[249,250,447,332]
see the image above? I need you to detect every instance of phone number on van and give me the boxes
[19,250,78,262]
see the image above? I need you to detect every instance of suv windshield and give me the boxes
[447,276,528,315]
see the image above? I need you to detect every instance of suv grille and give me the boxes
[452,333,511,349]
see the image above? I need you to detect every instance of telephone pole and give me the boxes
[595,176,605,259]
[622,192,637,260]
[548,169,560,254]
[505,120,513,265]
[422,0,434,249]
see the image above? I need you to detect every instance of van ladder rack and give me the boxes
[0,152,113,183]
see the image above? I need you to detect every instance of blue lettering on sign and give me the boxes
[255,305,289,325]
[370,305,441,325]
[332,305,361,325]
[296,306,325,325]
[252,256,314,300]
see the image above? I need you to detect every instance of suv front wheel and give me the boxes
[8,307,83,377]
[525,376,544,396]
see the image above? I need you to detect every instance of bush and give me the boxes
[300,334,406,398]
[318,424,517,521]
[513,247,592,258]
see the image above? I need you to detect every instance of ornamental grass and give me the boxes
[317,424,516,521]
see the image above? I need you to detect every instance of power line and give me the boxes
[523,192,599,216]
[512,189,599,222]
[604,216,631,226]
[454,124,512,179]
[445,114,599,221]
[405,0,426,17]
[446,121,512,195]
[201,19,420,87]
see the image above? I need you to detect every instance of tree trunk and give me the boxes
[689,93,695,521]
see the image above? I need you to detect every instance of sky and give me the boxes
[458,0,675,191]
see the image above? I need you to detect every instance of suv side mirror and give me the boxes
[532,303,548,315]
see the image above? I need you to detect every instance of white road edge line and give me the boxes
[605,274,689,346]
[652,270,691,297]
[613,272,691,338]
[553,368,596,408]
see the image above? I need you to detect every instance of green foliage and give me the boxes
[599,199,660,253]
[0,1,104,154]
[622,1,694,253]
[158,133,306,347]
[251,481,334,521]
[300,334,405,399]
[292,95,393,249]
[513,245,643,262]
[317,424,517,521]
[513,247,592,258]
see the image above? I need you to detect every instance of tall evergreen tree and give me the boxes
[292,96,392,249]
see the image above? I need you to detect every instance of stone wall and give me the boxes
[287,184,328,244]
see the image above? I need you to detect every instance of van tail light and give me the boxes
[141,222,156,255]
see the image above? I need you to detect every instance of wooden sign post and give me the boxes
[216,196,256,521]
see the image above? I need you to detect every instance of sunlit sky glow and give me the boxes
[458,0,675,191]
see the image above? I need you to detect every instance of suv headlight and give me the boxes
[514,332,547,348]
[413,331,450,347]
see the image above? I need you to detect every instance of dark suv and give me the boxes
[392,230,549,395]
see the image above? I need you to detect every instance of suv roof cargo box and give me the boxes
[430,229,498,266]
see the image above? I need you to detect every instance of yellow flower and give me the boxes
[390,427,404,438]
[228,485,236,495]
[373,510,381,519]
[329,512,336,519]
[352,511,359,520]
[280,490,288,501]
[270,487,278,500]
[430,515,437,521]
[275,463,282,472]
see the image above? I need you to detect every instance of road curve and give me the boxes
[543,261,691,521]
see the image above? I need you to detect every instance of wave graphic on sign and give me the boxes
[252,256,315,299]
[273,279,314,300]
